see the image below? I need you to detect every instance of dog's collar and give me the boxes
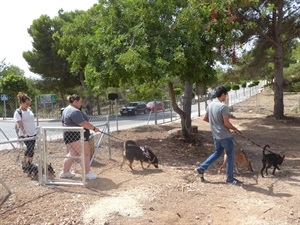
[140,146,151,159]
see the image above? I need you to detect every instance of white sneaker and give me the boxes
[59,171,75,178]
[86,171,97,180]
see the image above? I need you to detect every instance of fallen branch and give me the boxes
[263,207,273,214]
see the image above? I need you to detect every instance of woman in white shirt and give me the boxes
[14,92,36,170]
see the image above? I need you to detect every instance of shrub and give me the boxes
[223,83,232,92]
[291,82,300,92]
[232,84,240,91]
[174,87,182,96]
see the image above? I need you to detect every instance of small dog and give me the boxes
[261,145,285,177]
[121,140,159,170]
[219,149,254,173]
[22,161,55,180]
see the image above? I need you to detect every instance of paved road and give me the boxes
[0,85,260,150]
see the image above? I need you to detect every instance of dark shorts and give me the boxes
[20,135,36,158]
[64,129,90,144]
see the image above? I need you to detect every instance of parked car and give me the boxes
[194,95,206,103]
[207,90,216,100]
[146,101,164,112]
[181,95,200,105]
[120,101,147,116]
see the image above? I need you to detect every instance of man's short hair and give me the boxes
[215,86,228,98]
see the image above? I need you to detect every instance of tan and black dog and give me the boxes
[219,149,254,174]
[120,140,159,170]
[22,161,55,180]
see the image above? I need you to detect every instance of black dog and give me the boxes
[121,140,159,171]
[261,145,285,177]
[22,161,55,180]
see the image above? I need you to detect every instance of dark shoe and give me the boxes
[22,161,30,173]
[226,178,243,186]
[195,168,205,182]
[196,168,204,175]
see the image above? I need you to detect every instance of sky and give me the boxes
[0,0,98,79]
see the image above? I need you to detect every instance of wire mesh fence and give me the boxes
[2,86,298,203]
[0,114,110,205]
[0,132,40,206]
[41,127,85,186]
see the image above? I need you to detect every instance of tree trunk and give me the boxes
[79,71,93,115]
[59,91,66,107]
[96,95,101,115]
[168,81,193,142]
[273,46,284,119]
[182,81,193,131]
[273,1,284,119]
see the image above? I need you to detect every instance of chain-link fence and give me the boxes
[228,85,260,106]
[0,129,40,205]
[0,94,18,119]
[1,94,178,119]
[41,127,86,186]
[0,114,110,205]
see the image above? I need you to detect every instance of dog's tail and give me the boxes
[124,140,138,151]
[262,144,270,156]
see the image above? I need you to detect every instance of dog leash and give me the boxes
[235,133,265,149]
[97,130,126,142]
[232,137,244,151]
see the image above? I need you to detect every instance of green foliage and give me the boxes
[290,82,300,92]
[0,59,7,75]
[123,81,167,101]
[233,0,300,118]
[284,41,300,87]
[231,84,240,90]
[82,0,236,92]
[223,83,232,92]
[248,80,259,87]
[26,79,40,99]
[173,87,182,97]
[246,80,260,88]
[241,81,247,88]
[0,74,28,97]
[235,1,300,75]
[0,65,25,78]
[23,12,81,96]
[0,64,39,103]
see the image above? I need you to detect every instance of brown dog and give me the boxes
[121,140,159,171]
[219,149,254,174]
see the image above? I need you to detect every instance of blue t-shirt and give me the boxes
[206,100,231,139]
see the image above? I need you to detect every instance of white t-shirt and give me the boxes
[13,108,36,136]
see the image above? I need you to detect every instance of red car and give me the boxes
[146,101,164,112]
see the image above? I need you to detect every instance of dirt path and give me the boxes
[1,90,300,225]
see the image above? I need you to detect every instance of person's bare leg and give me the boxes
[27,157,33,164]
[63,141,80,173]
[84,141,91,174]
